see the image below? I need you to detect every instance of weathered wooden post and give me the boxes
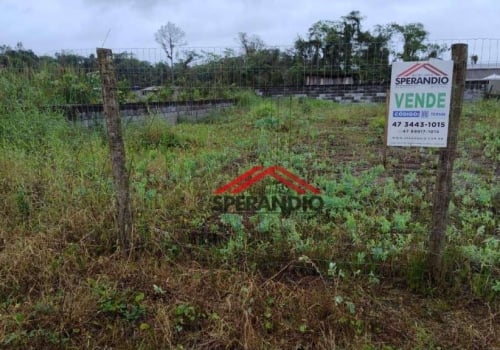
[97,48,133,252]
[428,44,468,278]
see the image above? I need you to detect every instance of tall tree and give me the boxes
[356,26,392,83]
[388,23,448,61]
[293,11,392,83]
[237,32,266,56]
[341,11,363,72]
[155,22,187,83]
[390,23,428,61]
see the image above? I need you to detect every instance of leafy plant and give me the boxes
[173,302,204,332]
[88,278,146,322]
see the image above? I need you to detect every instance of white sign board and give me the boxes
[387,60,453,147]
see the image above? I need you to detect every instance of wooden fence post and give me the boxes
[428,44,468,278]
[97,48,133,252]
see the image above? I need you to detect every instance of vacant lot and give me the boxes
[0,94,498,349]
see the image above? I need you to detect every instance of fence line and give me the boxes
[1,38,499,108]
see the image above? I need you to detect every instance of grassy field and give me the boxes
[0,92,499,349]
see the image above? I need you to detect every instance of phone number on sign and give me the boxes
[401,129,440,134]
[392,121,446,128]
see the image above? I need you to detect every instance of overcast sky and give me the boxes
[1,0,499,62]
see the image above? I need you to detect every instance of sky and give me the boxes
[1,0,499,62]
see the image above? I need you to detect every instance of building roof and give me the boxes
[467,64,500,81]
[482,73,500,80]
[141,86,161,92]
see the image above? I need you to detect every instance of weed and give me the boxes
[88,278,146,322]
[173,302,205,332]
[0,89,498,348]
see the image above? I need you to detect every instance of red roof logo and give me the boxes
[214,165,321,195]
[397,63,448,77]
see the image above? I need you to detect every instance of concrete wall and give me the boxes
[52,99,235,127]
[256,85,389,103]
[257,84,486,103]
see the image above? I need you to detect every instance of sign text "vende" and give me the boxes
[395,92,446,109]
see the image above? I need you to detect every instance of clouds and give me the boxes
[84,0,163,12]
[0,0,499,56]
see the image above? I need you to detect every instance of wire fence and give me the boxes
[1,38,498,182]
[0,39,498,278]
[1,38,500,108]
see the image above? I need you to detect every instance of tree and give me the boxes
[292,11,392,83]
[388,23,448,61]
[302,20,341,66]
[390,23,429,61]
[340,11,363,71]
[237,32,266,56]
[425,43,448,59]
[356,26,392,83]
[178,49,201,69]
[155,22,187,83]
[0,42,39,69]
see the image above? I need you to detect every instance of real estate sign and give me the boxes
[387,60,453,147]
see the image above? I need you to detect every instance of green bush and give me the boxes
[125,118,188,152]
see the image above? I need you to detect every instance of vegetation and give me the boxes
[0,12,496,348]
[155,22,188,83]
[0,63,498,348]
[1,11,446,101]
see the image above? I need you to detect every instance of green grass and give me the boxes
[0,94,498,349]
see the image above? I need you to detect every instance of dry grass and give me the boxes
[0,98,498,349]
[0,233,498,349]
